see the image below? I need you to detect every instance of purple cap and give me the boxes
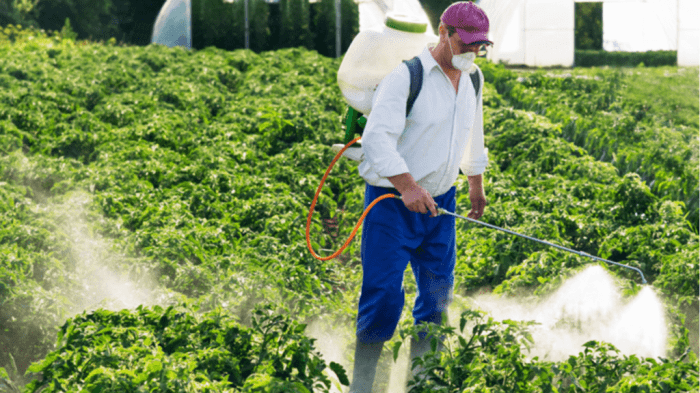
[440,2,492,46]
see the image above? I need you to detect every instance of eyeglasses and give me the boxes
[465,43,490,57]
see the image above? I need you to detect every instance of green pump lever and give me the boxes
[343,106,367,144]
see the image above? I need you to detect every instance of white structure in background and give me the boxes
[151,0,192,48]
[479,0,699,67]
[601,0,698,66]
[677,0,700,66]
[601,0,676,52]
[479,0,574,67]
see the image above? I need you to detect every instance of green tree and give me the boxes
[60,17,78,40]
[231,0,245,49]
[0,0,41,27]
[94,0,162,45]
[192,0,269,51]
[223,0,271,52]
[34,0,118,41]
[193,0,236,50]
[1,0,171,45]
[419,0,461,35]
[248,0,270,52]
[0,4,20,26]
[311,0,332,57]
[278,0,313,50]
[340,0,358,51]
[575,2,603,50]
[105,0,133,43]
[311,0,358,57]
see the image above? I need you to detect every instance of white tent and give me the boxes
[479,0,574,67]
[600,0,698,66]
[480,0,699,67]
[601,0,677,52]
[151,0,192,49]
[677,0,700,66]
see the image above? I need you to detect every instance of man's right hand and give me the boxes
[387,173,438,217]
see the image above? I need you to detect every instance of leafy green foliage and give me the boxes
[560,341,698,393]
[576,50,678,67]
[25,303,341,392]
[401,311,548,392]
[477,60,699,231]
[0,31,354,384]
[397,311,698,392]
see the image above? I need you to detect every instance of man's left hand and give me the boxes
[468,193,486,220]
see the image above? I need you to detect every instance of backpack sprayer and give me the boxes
[305,14,648,285]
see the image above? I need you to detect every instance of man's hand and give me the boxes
[388,173,438,217]
[467,174,486,220]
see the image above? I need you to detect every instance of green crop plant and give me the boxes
[478,61,699,232]
[25,303,346,392]
[397,312,697,392]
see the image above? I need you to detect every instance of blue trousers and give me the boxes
[356,183,457,343]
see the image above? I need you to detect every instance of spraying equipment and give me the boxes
[306,138,648,284]
[334,13,437,161]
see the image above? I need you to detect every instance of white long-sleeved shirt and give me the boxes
[358,46,489,197]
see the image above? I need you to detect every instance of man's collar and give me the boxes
[418,44,441,74]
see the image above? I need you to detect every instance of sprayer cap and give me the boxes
[385,13,428,34]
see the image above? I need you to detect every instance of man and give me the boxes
[349,2,492,391]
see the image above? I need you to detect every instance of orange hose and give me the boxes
[306,137,397,261]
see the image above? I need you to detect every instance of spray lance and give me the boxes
[306,137,648,284]
[433,205,647,284]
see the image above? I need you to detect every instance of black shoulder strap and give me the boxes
[403,57,480,116]
[403,56,423,117]
[469,70,481,97]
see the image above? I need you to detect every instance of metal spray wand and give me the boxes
[435,207,648,284]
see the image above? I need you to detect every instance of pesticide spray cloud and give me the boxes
[306,317,356,393]
[306,266,667,393]
[468,265,667,361]
[50,192,174,315]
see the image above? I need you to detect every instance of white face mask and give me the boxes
[448,38,476,72]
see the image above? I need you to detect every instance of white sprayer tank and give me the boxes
[337,14,438,115]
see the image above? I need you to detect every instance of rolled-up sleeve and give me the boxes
[361,66,412,178]
[459,70,489,176]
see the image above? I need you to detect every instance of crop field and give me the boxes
[0,26,698,392]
